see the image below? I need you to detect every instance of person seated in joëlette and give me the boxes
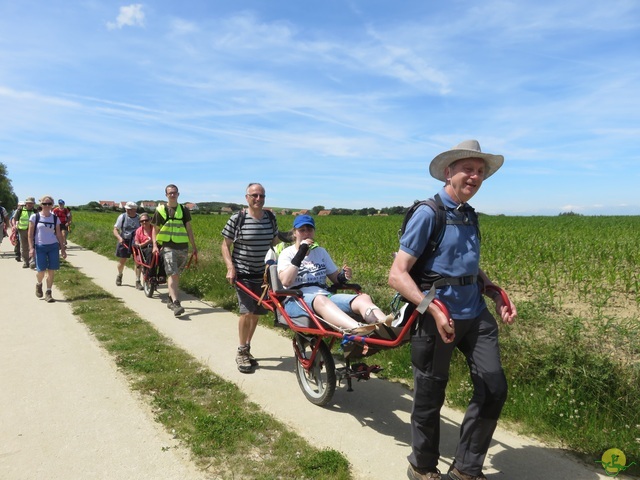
[277,214,392,334]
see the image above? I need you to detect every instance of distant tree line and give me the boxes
[0,164,584,217]
[71,200,409,215]
[0,163,18,210]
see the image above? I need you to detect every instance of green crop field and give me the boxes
[69,211,640,474]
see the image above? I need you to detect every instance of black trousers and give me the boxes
[408,308,507,475]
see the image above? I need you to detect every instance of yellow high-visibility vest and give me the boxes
[155,204,188,244]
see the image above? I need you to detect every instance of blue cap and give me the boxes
[293,214,315,229]
[58,199,65,204]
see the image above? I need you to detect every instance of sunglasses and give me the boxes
[247,194,266,199]
[140,219,149,223]
[41,202,53,206]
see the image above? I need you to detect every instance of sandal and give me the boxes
[345,323,377,335]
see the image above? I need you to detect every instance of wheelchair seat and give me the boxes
[267,264,313,328]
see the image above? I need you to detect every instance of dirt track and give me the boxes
[0,240,613,479]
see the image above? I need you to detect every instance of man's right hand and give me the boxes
[226,266,236,284]
[430,303,455,343]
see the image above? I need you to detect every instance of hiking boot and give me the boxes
[135,280,143,290]
[173,300,185,317]
[22,261,29,268]
[246,345,259,366]
[448,467,486,480]
[236,346,253,373]
[35,283,43,298]
[407,464,441,480]
[116,273,123,286]
[15,256,21,262]
[45,290,55,303]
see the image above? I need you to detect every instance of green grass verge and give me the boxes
[55,261,351,480]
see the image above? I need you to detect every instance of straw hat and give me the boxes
[429,140,504,182]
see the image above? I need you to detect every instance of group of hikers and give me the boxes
[1,197,71,302]
[220,140,517,480]
[112,185,197,318]
[3,140,518,480]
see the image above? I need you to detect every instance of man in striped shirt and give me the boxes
[221,183,280,373]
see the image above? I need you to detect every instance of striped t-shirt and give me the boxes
[222,211,278,277]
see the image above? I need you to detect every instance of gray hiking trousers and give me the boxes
[408,308,507,476]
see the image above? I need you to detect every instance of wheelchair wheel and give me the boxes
[143,274,155,298]
[294,334,336,406]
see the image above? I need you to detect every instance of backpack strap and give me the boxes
[233,209,246,243]
[399,194,446,285]
[117,213,126,231]
[32,212,58,240]
[32,212,40,242]
[233,209,277,243]
[400,194,482,296]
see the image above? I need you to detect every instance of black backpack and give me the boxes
[398,193,479,288]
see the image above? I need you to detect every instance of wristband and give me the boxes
[290,243,309,267]
[336,270,348,284]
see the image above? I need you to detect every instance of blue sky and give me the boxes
[1,0,638,215]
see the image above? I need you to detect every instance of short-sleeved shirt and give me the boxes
[222,211,278,278]
[114,213,140,241]
[135,226,152,246]
[277,245,338,296]
[53,206,71,225]
[29,213,58,246]
[399,188,486,320]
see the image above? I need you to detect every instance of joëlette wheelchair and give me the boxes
[234,263,500,407]
[132,244,167,298]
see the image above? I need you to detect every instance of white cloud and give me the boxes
[169,18,198,37]
[107,4,145,30]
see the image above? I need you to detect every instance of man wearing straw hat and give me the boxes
[389,140,517,480]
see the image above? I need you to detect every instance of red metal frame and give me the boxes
[234,278,457,350]
[483,284,513,315]
[236,276,512,346]
[132,244,159,270]
[235,274,513,403]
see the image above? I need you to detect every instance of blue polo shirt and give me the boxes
[399,188,486,319]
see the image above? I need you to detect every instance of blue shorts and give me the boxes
[115,237,134,258]
[284,292,357,318]
[35,243,60,272]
